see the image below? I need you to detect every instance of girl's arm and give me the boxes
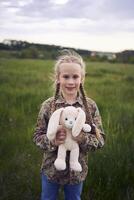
[33,99,57,152]
[92,102,105,147]
[77,102,105,152]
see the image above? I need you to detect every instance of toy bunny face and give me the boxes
[60,106,78,129]
[47,106,86,141]
[62,113,77,129]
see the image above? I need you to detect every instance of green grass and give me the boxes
[0,58,134,200]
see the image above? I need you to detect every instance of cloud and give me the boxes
[0,0,134,51]
[1,0,134,19]
[102,0,134,19]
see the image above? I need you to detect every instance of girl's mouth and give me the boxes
[66,87,75,90]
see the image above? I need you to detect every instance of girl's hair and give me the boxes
[51,49,93,125]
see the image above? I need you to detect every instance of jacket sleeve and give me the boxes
[92,102,105,147]
[33,99,57,152]
[79,101,105,152]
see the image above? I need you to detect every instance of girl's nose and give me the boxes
[68,78,74,84]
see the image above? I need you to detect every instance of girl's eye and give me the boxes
[65,118,68,120]
[73,75,79,79]
[63,75,69,79]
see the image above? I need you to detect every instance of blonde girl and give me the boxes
[33,50,105,200]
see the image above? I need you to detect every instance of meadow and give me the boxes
[0,58,134,200]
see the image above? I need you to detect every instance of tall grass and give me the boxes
[0,59,134,200]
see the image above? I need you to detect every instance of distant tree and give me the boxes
[99,55,108,62]
[129,56,134,64]
[116,50,134,63]
[0,43,10,50]
[20,46,39,58]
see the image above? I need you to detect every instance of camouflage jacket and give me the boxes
[33,95,105,185]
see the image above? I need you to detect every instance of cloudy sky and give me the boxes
[0,0,134,52]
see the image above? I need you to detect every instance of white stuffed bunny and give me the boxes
[47,106,91,172]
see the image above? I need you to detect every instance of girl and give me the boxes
[33,50,105,200]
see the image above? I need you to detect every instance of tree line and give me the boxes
[0,39,134,63]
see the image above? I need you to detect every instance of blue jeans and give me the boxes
[41,174,83,200]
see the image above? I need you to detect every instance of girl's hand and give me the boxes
[53,127,66,146]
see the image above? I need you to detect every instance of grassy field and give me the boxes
[0,58,134,200]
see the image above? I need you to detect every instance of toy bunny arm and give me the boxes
[33,99,57,152]
[82,123,91,133]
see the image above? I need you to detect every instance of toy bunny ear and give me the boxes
[72,108,86,137]
[47,108,64,141]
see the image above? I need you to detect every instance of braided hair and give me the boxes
[51,82,60,114]
[79,83,96,134]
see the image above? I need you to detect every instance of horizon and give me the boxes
[1,38,134,54]
[0,0,134,52]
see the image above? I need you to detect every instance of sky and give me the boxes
[0,0,134,52]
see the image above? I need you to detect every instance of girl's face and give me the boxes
[58,63,82,98]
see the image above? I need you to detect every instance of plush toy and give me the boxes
[47,106,91,172]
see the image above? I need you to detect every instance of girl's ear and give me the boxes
[57,80,60,84]
[56,73,60,83]
[72,108,86,137]
[81,76,85,84]
[55,79,60,85]
[47,108,64,141]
